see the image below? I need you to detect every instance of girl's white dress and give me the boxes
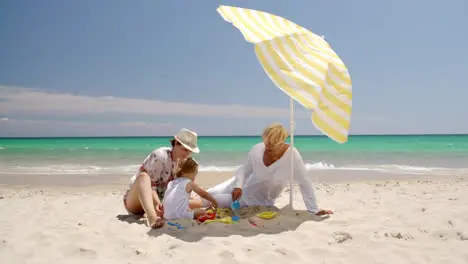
[163,177,194,220]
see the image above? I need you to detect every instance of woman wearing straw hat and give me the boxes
[122,128,200,228]
[200,123,332,216]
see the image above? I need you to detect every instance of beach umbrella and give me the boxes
[216,5,353,209]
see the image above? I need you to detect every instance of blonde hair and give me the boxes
[175,157,198,178]
[262,123,289,147]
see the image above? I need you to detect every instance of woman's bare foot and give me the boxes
[315,209,333,216]
[146,215,165,229]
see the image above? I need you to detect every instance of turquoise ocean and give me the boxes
[1,135,467,177]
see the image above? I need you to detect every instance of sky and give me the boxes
[0,0,467,137]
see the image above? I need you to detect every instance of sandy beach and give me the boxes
[1,172,467,264]
[2,0,467,263]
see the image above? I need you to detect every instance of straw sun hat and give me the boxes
[173,128,199,153]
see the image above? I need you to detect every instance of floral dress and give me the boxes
[123,147,176,209]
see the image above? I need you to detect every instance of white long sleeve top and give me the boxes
[235,143,319,213]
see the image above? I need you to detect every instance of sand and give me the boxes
[0,172,467,264]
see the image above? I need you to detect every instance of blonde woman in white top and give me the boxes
[200,123,333,216]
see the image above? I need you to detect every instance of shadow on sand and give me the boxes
[116,214,147,225]
[116,205,331,242]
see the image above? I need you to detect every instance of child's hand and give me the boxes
[211,200,218,209]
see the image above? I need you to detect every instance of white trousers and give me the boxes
[203,177,247,208]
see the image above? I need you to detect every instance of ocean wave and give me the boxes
[0,164,140,175]
[0,162,467,176]
[305,163,468,176]
[198,165,240,172]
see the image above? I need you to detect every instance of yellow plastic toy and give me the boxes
[256,211,277,219]
[205,216,234,224]
[206,208,231,219]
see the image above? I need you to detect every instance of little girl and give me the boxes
[162,157,219,220]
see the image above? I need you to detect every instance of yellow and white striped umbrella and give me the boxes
[217,5,352,143]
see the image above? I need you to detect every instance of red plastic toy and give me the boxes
[197,211,217,222]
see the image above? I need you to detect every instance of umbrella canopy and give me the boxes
[217,5,352,143]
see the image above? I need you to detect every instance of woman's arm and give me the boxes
[151,189,162,205]
[189,182,218,208]
[231,148,254,201]
[138,150,165,205]
[234,148,254,189]
[151,188,164,216]
[291,147,320,213]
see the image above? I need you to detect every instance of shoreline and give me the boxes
[0,170,467,189]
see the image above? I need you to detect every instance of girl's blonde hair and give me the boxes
[262,123,289,147]
[175,157,198,178]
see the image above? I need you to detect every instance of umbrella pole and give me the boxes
[289,96,294,211]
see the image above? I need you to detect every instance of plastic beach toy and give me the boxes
[197,211,217,223]
[215,208,231,218]
[256,211,277,219]
[205,216,234,224]
[231,200,240,211]
[231,200,240,216]
[167,221,186,229]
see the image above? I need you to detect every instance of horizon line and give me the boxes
[0,132,467,139]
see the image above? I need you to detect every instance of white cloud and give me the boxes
[0,85,309,119]
[1,85,412,136]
